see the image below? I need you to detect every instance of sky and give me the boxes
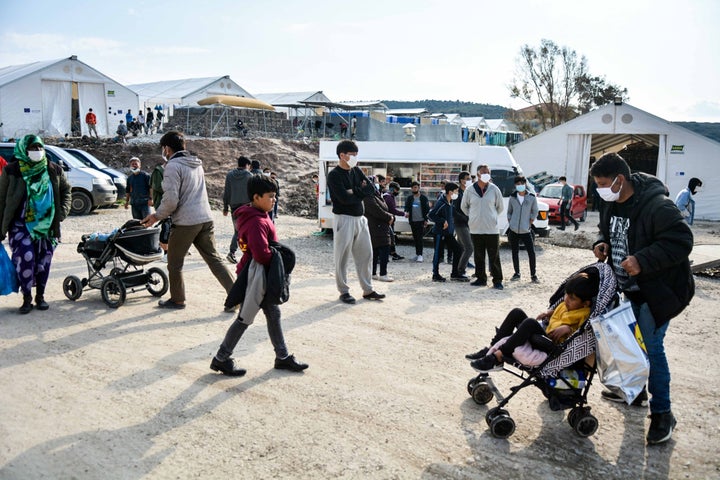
[1,0,719,122]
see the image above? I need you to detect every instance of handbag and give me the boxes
[590,301,649,404]
[0,245,19,296]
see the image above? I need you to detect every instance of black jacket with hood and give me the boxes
[223,168,252,214]
[594,172,694,326]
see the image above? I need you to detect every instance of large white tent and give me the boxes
[0,55,138,139]
[511,102,720,221]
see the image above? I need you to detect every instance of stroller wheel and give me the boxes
[567,407,582,428]
[489,414,516,439]
[485,407,509,427]
[101,277,126,308]
[574,413,599,437]
[63,275,83,301]
[472,382,494,405]
[146,267,169,297]
[467,378,476,395]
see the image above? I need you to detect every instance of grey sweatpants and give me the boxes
[333,214,374,295]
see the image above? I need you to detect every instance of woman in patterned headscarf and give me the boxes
[0,135,71,313]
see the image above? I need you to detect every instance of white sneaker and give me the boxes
[372,274,379,280]
[416,255,424,263]
[161,253,167,263]
[411,255,418,262]
[378,275,394,282]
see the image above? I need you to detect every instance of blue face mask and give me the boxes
[516,185,526,193]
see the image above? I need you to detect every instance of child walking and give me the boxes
[467,272,598,371]
[211,175,308,376]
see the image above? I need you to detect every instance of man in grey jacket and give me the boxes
[460,164,504,289]
[507,175,539,283]
[141,131,234,309]
[222,156,252,264]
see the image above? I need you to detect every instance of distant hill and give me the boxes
[382,100,507,119]
[674,122,720,143]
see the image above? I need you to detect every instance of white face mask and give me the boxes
[28,150,44,162]
[516,185,526,193]
[479,173,491,183]
[464,180,473,188]
[596,176,622,202]
[695,186,702,193]
[450,193,459,200]
[346,155,358,168]
[131,167,140,173]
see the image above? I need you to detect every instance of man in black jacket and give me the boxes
[591,152,694,445]
[326,140,385,304]
[404,181,429,262]
[223,156,252,263]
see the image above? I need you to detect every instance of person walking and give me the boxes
[404,181,429,263]
[140,131,234,309]
[461,164,504,289]
[0,135,72,313]
[674,177,702,226]
[326,140,385,304]
[85,108,98,139]
[125,157,152,220]
[507,175,539,283]
[557,176,579,231]
[591,152,694,445]
[222,156,252,264]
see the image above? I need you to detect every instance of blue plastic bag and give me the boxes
[0,245,19,295]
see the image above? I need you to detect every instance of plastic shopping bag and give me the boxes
[0,244,19,296]
[590,301,649,404]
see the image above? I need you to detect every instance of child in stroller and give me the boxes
[465,262,617,439]
[467,271,598,372]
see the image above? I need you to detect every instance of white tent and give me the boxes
[511,102,720,221]
[0,55,138,139]
[128,76,253,114]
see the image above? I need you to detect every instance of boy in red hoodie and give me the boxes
[211,175,308,376]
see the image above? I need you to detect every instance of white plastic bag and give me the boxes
[590,301,649,404]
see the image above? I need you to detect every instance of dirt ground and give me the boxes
[1,209,719,479]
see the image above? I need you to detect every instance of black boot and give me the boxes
[19,294,33,314]
[35,286,49,310]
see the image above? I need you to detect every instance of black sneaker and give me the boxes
[492,283,504,290]
[19,295,33,314]
[470,279,486,287]
[210,357,247,376]
[339,293,356,304]
[432,274,446,282]
[601,388,648,407]
[158,299,186,309]
[647,411,677,445]
[363,291,386,300]
[510,273,521,281]
[470,354,503,372]
[531,275,540,283]
[450,274,469,282]
[465,347,489,360]
[391,253,405,261]
[274,354,309,372]
[226,252,238,264]
[35,296,49,311]
[574,223,580,231]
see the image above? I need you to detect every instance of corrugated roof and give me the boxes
[386,108,429,116]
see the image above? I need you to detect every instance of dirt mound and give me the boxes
[56,135,321,218]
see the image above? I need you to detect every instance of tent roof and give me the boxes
[0,55,129,90]
[254,91,332,107]
[128,76,248,100]
[386,108,429,116]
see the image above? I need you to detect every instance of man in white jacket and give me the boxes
[460,164,505,289]
[141,131,234,309]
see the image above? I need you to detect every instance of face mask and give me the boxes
[28,150,44,162]
[450,193,459,200]
[596,176,621,202]
[516,185,526,193]
[695,186,702,193]
[479,173,491,183]
[131,167,140,173]
[392,191,399,196]
[264,172,271,177]
[374,183,380,190]
[464,180,473,188]
[346,155,358,168]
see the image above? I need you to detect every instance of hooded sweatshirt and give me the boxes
[155,151,213,226]
[235,204,277,274]
[223,168,252,213]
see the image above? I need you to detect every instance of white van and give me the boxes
[0,142,117,215]
[318,141,549,236]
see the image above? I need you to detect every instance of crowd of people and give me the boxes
[0,135,703,446]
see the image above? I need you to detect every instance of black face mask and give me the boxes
[392,191,399,196]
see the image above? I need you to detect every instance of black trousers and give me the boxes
[507,230,536,276]
[409,221,425,256]
[559,201,578,227]
[493,308,555,358]
[470,233,503,284]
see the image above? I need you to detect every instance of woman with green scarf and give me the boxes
[0,135,72,314]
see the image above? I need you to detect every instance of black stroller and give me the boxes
[62,219,168,308]
[466,262,617,439]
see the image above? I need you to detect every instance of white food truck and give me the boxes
[318,141,550,236]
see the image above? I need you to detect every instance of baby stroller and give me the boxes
[62,219,168,308]
[466,262,617,439]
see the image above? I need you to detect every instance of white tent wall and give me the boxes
[78,83,107,136]
[41,80,72,135]
[511,103,720,221]
[182,79,254,106]
[1,76,44,139]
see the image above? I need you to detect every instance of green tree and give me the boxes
[509,39,628,131]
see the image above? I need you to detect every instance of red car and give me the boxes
[537,183,588,224]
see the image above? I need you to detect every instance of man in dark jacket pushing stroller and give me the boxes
[590,152,694,445]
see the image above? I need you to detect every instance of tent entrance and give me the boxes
[589,133,660,176]
[71,82,80,136]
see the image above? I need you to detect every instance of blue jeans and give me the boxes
[632,301,671,413]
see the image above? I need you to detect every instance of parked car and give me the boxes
[64,148,127,198]
[537,183,587,224]
[0,142,117,215]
